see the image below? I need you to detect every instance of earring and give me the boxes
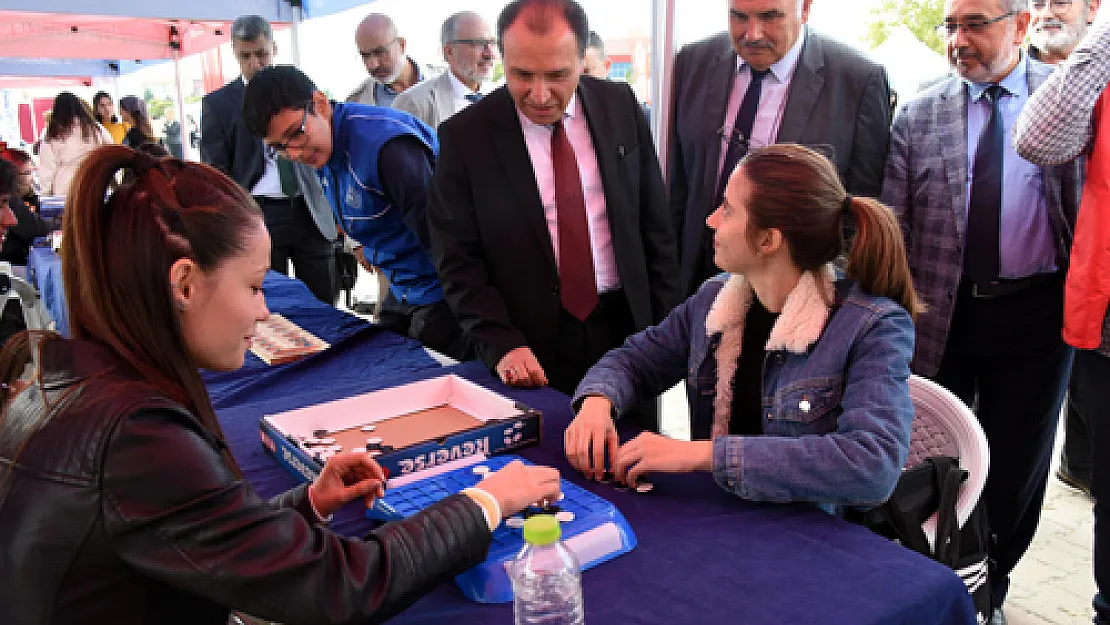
[175,299,186,312]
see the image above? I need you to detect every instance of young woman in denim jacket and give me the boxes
[565,144,924,510]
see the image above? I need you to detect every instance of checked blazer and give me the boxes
[881,58,1082,376]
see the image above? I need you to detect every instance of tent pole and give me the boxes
[173,51,190,160]
[290,3,304,66]
[651,0,676,168]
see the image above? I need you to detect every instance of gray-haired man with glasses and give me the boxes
[1029,0,1101,64]
[394,11,499,129]
[200,14,339,305]
[883,1,1083,622]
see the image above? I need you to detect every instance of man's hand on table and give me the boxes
[496,347,548,387]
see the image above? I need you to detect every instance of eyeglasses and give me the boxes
[359,38,399,61]
[1031,0,1074,11]
[937,11,1016,36]
[265,104,311,159]
[450,38,497,50]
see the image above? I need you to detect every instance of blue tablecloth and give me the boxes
[28,246,975,623]
[209,278,977,625]
[27,246,67,336]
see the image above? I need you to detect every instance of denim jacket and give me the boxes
[573,268,915,509]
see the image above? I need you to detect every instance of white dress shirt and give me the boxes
[251,153,286,199]
[448,70,483,116]
[716,28,807,190]
[241,75,287,199]
[517,94,620,293]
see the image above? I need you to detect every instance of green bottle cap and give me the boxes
[522,514,561,546]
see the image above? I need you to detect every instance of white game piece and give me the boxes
[555,511,575,523]
[472,465,491,475]
[504,516,526,529]
[360,424,377,432]
[635,481,655,494]
[366,436,384,445]
[369,450,382,457]
[350,447,366,453]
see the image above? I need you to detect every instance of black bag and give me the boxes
[335,247,359,308]
[850,456,992,622]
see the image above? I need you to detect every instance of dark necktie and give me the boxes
[276,157,299,198]
[465,92,483,103]
[965,84,1005,284]
[715,67,772,207]
[551,119,598,321]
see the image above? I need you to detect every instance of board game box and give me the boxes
[249,313,329,365]
[369,453,637,604]
[260,374,542,485]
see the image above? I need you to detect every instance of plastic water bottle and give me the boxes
[510,514,585,625]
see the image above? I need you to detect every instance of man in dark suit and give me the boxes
[428,0,679,421]
[668,0,892,296]
[882,1,1081,621]
[200,15,339,304]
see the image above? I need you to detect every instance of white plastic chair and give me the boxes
[905,375,990,550]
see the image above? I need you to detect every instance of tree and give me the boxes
[864,0,946,56]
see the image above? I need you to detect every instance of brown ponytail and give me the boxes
[737,144,924,319]
[845,196,925,321]
[59,144,261,477]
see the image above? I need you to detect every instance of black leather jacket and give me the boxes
[0,338,492,625]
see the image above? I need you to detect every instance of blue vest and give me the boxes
[320,103,443,305]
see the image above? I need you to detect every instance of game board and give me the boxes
[366,454,637,604]
[249,313,329,365]
[261,375,542,484]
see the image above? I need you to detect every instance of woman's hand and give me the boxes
[478,460,562,516]
[613,432,714,487]
[308,453,387,518]
[565,396,619,481]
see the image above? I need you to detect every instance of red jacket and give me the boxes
[1065,93,1110,349]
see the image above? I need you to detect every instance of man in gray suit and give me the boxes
[668,0,892,296]
[882,1,1081,621]
[201,15,338,304]
[394,12,498,129]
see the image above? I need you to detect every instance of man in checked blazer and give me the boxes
[668,0,892,297]
[882,0,1081,619]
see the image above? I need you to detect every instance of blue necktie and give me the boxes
[715,67,771,208]
[965,84,1005,284]
[465,92,483,103]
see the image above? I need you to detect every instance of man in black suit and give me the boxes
[428,0,679,421]
[669,0,892,296]
[200,15,339,304]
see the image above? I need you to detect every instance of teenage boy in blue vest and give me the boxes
[242,65,469,360]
